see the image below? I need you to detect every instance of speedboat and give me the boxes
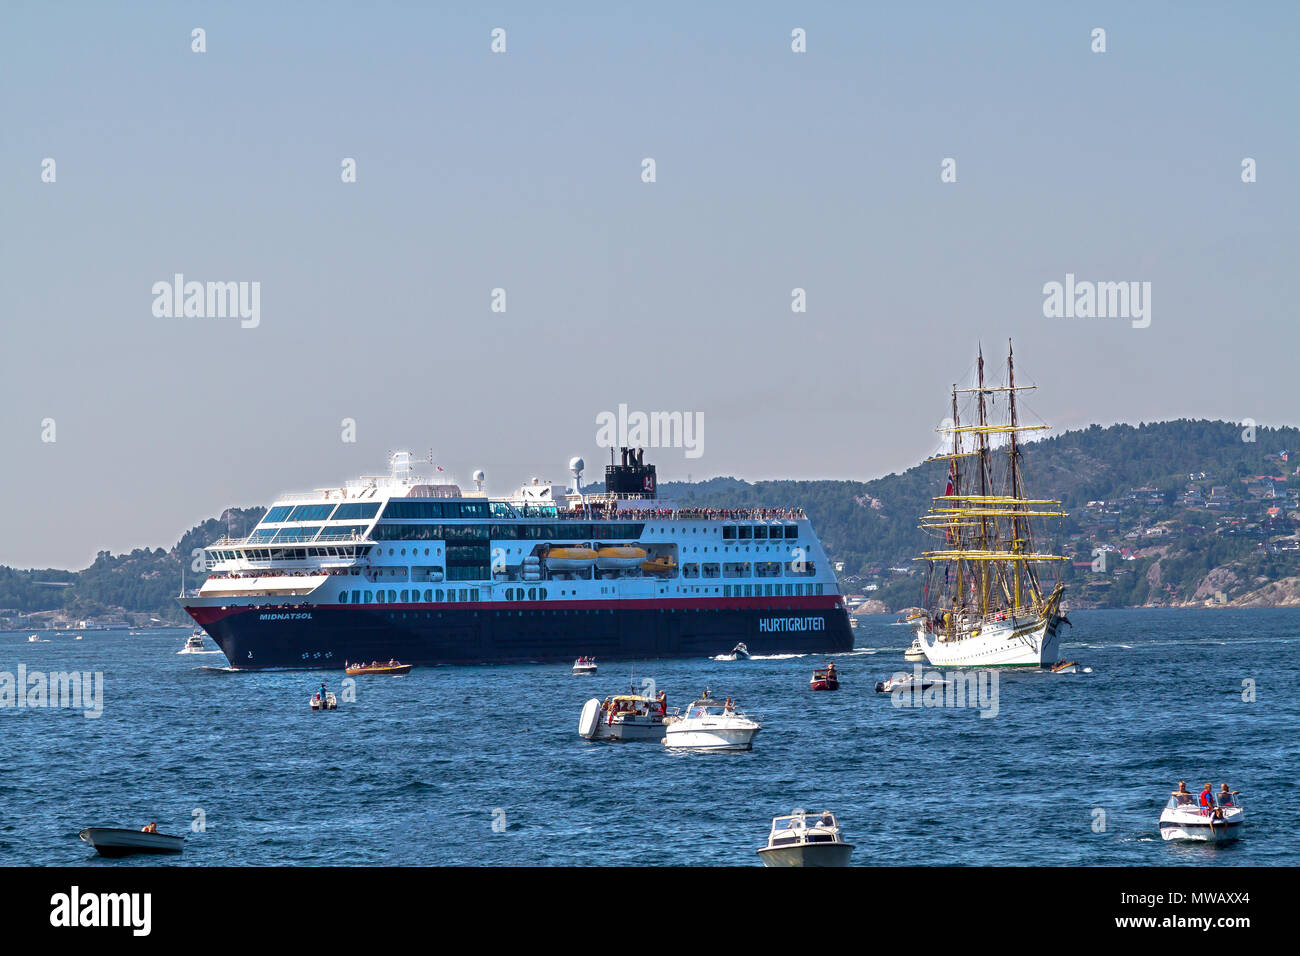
[344,661,412,675]
[27,634,40,643]
[904,636,927,661]
[79,827,184,857]
[757,810,854,867]
[875,672,937,694]
[1159,790,1244,842]
[572,656,597,675]
[178,631,207,654]
[663,690,761,751]
[731,642,750,659]
[579,693,672,741]
[810,664,840,691]
[310,691,338,710]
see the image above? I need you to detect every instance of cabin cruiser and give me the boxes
[715,642,750,661]
[572,656,597,674]
[1159,788,1244,842]
[579,693,671,741]
[810,663,840,691]
[904,636,927,661]
[663,690,761,751]
[756,810,854,867]
[79,826,184,857]
[178,631,207,654]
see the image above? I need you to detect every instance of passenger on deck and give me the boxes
[1199,782,1214,813]
[1173,780,1192,806]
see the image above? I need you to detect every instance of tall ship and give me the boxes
[912,341,1068,667]
[181,447,852,669]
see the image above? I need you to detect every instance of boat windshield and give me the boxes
[772,812,836,833]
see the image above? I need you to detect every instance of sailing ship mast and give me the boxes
[919,340,1067,634]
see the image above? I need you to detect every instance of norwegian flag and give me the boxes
[436,465,444,472]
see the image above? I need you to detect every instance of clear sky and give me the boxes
[2,1,1296,568]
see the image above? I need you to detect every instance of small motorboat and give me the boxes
[875,673,937,694]
[757,810,854,867]
[344,660,412,676]
[79,827,184,857]
[663,690,761,751]
[177,631,207,654]
[74,634,83,640]
[810,664,840,691]
[904,636,927,661]
[579,693,672,741]
[572,656,598,675]
[28,634,40,643]
[1049,660,1087,674]
[1159,789,1244,842]
[310,691,338,710]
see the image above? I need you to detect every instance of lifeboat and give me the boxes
[545,547,597,571]
[596,546,647,570]
[641,555,677,575]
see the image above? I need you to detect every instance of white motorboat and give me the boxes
[663,690,761,751]
[757,810,854,867]
[572,656,597,674]
[1159,789,1244,842]
[579,693,672,742]
[28,634,40,643]
[79,826,184,857]
[310,691,338,711]
[875,672,937,694]
[178,631,207,654]
[731,642,750,659]
[904,636,927,661]
[1049,659,1091,674]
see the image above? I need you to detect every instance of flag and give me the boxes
[436,466,444,472]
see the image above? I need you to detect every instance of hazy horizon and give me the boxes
[3,2,1297,567]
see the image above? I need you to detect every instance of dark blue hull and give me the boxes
[189,598,853,670]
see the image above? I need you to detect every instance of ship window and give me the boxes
[387,590,397,603]
[458,501,490,518]
[722,525,736,539]
[288,504,336,522]
[724,585,732,597]
[785,525,799,539]
[333,502,381,520]
[738,525,753,539]
[683,563,700,578]
[262,505,293,524]
[753,525,768,539]
[383,500,446,519]
[376,590,386,604]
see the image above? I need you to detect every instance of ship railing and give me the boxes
[564,508,806,521]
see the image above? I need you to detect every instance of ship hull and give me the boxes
[916,614,1061,668]
[183,597,853,670]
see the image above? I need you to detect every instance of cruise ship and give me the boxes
[181,448,853,669]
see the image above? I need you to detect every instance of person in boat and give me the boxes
[656,690,667,715]
[1173,780,1193,806]
[141,822,158,834]
[320,682,329,702]
[819,812,834,827]
[723,697,734,714]
[1218,783,1236,807]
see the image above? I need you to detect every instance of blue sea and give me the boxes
[2,608,1296,866]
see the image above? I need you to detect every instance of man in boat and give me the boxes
[1218,783,1237,807]
[656,690,667,715]
[141,822,158,834]
[1173,780,1193,806]
[320,682,329,703]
